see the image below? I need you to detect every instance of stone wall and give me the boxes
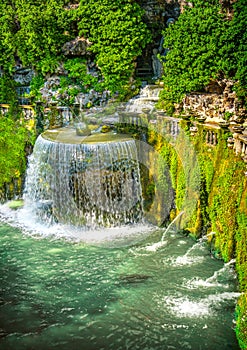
[180,80,246,123]
[175,80,247,165]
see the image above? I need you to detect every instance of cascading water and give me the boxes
[24,128,143,229]
[125,85,162,113]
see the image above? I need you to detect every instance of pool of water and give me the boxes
[0,220,240,350]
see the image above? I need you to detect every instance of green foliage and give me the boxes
[236,212,247,291]
[159,0,247,109]
[160,0,227,104]
[219,0,247,97]
[156,93,175,116]
[29,74,45,100]
[0,3,16,72]
[209,159,242,261]
[0,114,32,186]
[0,0,151,99]
[63,58,101,90]
[223,111,233,121]
[0,75,18,106]
[64,58,87,79]
[75,0,152,95]
[36,56,60,76]
[0,0,73,73]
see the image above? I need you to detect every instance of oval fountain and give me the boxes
[24,127,144,230]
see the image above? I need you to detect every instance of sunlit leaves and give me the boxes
[161,1,227,102]
[0,0,151,96]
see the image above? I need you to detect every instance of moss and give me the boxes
[236,293,247,349]
[7,200,24,210]
[236,212,247,291]
[208,155,245,262]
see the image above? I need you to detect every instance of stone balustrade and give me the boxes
[0,104,35,120]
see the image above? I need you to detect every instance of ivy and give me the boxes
[220,0,247,94]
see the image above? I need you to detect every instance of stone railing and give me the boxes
[0,104,35,120]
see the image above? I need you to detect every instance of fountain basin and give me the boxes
[42,127,132,144]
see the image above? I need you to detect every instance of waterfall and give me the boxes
[125,85,162,113]
[24,132,144,229]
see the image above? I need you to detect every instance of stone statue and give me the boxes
[158,36,164,54]
[156,17,175,68]
[152,49,163,79]
[166,17,175,26]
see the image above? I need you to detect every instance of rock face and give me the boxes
[62,36,92,57]
[179,80,246,124]
[39,75,110,108]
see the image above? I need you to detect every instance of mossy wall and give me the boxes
[140,120,247,349]
[138,120,201,231]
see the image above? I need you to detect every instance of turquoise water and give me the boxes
[0,221,240,350]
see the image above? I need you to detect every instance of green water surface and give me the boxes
[0,223,240,350]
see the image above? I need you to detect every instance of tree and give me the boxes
[0,0,73,73]
[219,0,247,103]
[159,0,229,107]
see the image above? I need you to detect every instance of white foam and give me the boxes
[207,292,242,303]
[173,255,205,266]
[184,277,224,289]
[164,292,241,318]
[165,296,210,317]
[0,202,154,246]
[145,240,167,252]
